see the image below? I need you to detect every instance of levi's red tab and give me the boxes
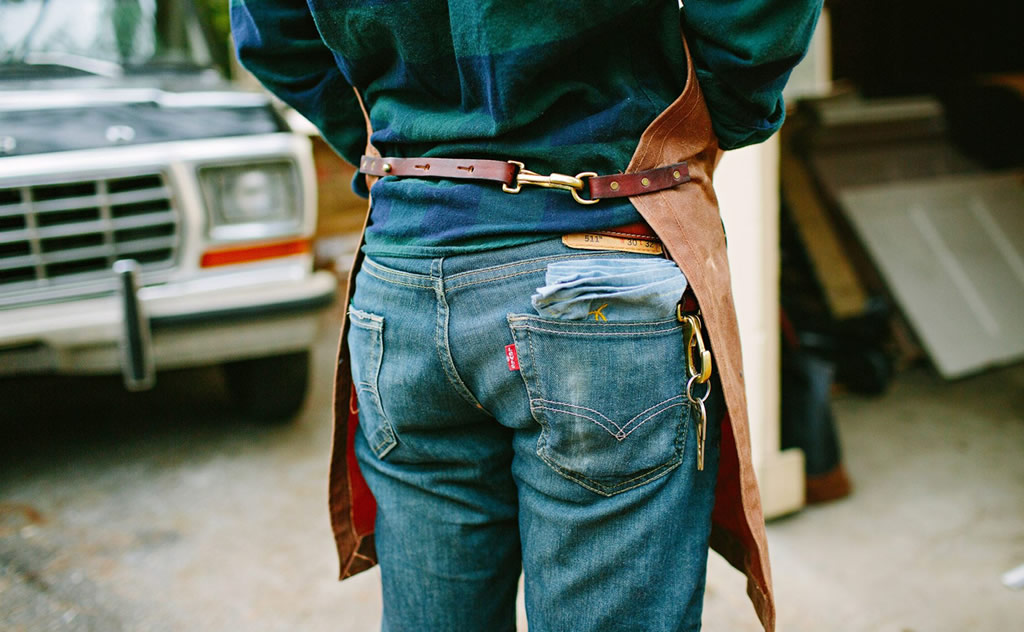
[505,344,520,371]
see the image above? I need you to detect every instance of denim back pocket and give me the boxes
[347,307,398,459]
[507,314,690,496]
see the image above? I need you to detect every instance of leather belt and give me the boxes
[588,221,660,242]
[359,155,690,205]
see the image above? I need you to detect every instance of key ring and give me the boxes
[686,373,711,405]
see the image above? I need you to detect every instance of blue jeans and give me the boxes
[348,236,723,632]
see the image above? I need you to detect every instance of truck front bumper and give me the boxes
[0,264,338,378]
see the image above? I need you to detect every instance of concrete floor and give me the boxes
[1,302,1022,631]
[702,363,1024,631]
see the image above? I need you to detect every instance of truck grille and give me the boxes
[0,173,179,295]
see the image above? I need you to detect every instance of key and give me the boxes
[693,397,707,471]
[686,375,710,471]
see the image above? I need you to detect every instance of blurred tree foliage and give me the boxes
[193,0,231,74]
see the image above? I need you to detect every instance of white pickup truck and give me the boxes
[0,0,336,420]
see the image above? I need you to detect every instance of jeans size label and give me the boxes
[561,233,664,255]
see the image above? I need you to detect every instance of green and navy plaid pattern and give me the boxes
[231,0,820,256]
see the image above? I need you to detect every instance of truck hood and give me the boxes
[0,83,284,158]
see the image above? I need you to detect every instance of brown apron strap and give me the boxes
[358,155,690,202]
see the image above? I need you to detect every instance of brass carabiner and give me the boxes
[502,161,600,205]
[679,312,712,384]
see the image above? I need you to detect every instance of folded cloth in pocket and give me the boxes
[531,258,687,322]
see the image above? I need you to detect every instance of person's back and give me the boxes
[233,0,816,256]
[239,1,687,256]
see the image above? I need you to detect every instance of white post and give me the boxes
[716,137,806,518]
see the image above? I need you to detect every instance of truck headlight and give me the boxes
[199,161,301,240]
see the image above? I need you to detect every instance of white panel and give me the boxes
[840,172,1024,378]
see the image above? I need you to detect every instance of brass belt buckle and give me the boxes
[502,160,600,205]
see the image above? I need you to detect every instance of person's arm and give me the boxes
[229,0,370,193]
[681,0,823,150]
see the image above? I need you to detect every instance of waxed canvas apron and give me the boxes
[328,34,775,632]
